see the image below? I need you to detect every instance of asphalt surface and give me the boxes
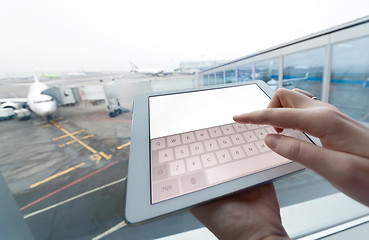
[0,103,131,239]
[0,73,197,239]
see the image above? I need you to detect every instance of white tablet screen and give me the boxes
[148,84,306,204]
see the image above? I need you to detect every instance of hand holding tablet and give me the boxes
[125,81,316,224]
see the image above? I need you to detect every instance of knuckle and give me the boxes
[282,137,303,159]
[316,107,345,129]
[274,88,288,97]
[318,107,339,117]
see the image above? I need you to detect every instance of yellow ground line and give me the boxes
[56,120,68,124]
[66,134,94,145]
[52,117,63,121]
[117,141,131,150]
[30,162,85,189]
[50,120,97,154]
[52,129,86,141]
[34,120,47,126]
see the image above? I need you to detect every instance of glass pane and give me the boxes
[208,74,215,85]
[203,75,209,86]
[330,37,369,122]
[237,64,253,82]
[225,69,236,83]
[283,48,324,98]
[216,71,224,84]
[255,58,279,90]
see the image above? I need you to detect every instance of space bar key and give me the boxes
[205,152,289,185]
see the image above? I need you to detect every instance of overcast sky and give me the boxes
[1,0,369,75]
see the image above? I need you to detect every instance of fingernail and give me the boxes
[265,134,281,150]
[233,115,241,122]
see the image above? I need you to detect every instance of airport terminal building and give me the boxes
[2,14,369,240]
[197,16,369,124]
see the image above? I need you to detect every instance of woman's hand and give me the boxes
[191,183,289,240]
[234,88,369,206]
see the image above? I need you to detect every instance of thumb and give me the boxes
[265,134,369,206]
[265,134,342,179]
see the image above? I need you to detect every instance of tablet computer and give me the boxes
[125,80,314,224]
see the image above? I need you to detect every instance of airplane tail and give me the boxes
[130,62,138,72]
[33,72,40,83]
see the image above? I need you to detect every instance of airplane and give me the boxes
[267,72,310,90]
[130,62,174,76]
[0,73,57,118]
[41,71,62,79]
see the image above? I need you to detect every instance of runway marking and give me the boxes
[49,121,111,163]
[49,120,97,154]
[30,162,86,189]
[34,120,47,125]
[24,177,126,219]
[55,120,68,124]
[52,129,86,141]
[117,141,131,150]
[99,151,111,160]
[52,117,63,122]
[89,151,112,164]
[65,134,94,145]
[20,160,120,211]
[92,221,127,240]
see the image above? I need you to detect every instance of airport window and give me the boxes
[216,71,224,84]
[237,64,253,82]
[283,47,325,99]
[330,36,369,122]
[208,73,215,85]
[203,74,209,86]
[255,58,279,89]
[225,69,236,83]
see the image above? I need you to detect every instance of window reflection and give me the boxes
[237,64,253,82]
[216,71,224,84]
[208,74,215,85]
[203,75,208,86]
[225,69,236,83]
[330,37,369,122]
[255,58,279,90]
[283,48,324,98]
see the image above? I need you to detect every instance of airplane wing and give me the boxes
[0,98,28,109]
[153,70,164,76]
[0,98,28,103]
[283,72,310,82]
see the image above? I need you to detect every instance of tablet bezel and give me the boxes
[125,80,308,224]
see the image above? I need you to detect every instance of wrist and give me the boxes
[234,226,290,240]
[262,235,290,240]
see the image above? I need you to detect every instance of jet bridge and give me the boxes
[41,87,80,106]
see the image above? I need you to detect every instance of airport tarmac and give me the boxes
[2,73,360,240]
[0,73,198,239]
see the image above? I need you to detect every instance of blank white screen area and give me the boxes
[149,84,271,139]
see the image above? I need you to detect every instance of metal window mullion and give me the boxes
[235,67,238,82]
[322,42,332,102]
[279,56,284,89]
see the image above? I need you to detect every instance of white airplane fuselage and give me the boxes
[135,68,173,76]
[130,62,174,76]
[27,81,57,117]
